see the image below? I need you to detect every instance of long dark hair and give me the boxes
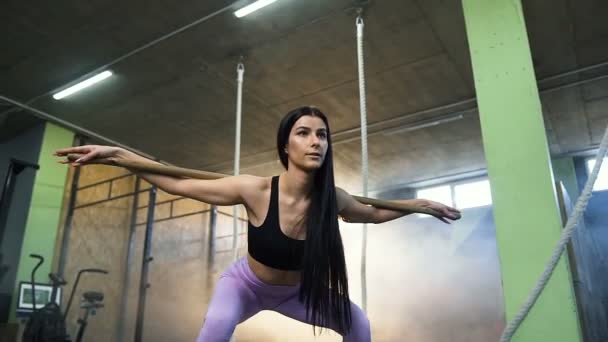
[276,106,352,335]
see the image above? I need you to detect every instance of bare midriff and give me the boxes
[247,253,302,286]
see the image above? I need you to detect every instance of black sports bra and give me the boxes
[247,176,305,271]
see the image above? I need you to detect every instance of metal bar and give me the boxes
[137,196,182,210]
[215,232,247,240]
[108,179,113,200]
[141,209,213,225]
[77,173,133,191]
[74,189,149,210]
[537,60,608,84]
[215,248,246,254]
[208,206,218,267]
[541,73,608,95]
[58,136,83,276]
[0,159,39,244]
[134,185,157,342]
[217,210,248,221]
[0,162,16,247]
[118,176,140,341]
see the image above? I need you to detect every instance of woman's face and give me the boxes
[285,115,328,171]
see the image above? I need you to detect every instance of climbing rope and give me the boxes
[232,62,245,262]
[356,14,369,313]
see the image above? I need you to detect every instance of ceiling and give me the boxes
[2,0,608,194]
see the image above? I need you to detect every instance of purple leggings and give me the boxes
[196,257,371,341]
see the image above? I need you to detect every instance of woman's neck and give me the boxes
[281,168,315,201]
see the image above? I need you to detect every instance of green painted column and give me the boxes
[9,123,73,322]
[461,1,581,341]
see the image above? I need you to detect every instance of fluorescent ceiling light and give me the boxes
[234,0,277,18]
[53,70,113,100]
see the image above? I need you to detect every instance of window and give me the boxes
[415,185,453,217]
[415,178,493,217]
[416,185,453,207]
[454,179,492,209]
[586,157,608,191]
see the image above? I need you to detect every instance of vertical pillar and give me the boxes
[10,123,73,321]
[462,1,581,340]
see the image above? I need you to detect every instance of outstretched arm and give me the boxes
[54,145,263,206]
[335,187,460,224]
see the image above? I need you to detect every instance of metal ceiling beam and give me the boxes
[0,95,161,162]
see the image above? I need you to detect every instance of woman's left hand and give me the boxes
[416,199,461,224]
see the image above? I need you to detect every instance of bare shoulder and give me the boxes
[238,175,273,224]
[236,174,270,189]
[237,174,271,202]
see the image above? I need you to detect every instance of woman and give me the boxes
[55,106,460,341]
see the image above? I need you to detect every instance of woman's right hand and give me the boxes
[53,145,123,166]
